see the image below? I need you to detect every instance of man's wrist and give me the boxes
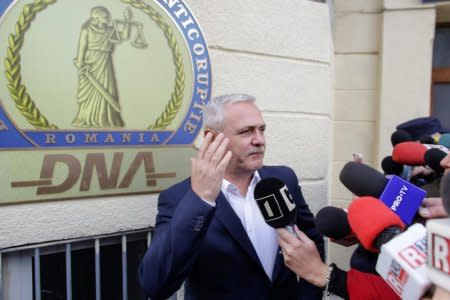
[309,262,329,288]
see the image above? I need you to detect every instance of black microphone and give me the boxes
[339,161,388,198]
[339,161,426,225]
[419,134,436,144]
[381,155,404,176]
[315,206,358,246]
[391,129,412,146]
[254,177,297,234]
[424,148,447,175]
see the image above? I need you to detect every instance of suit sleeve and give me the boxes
[285,167,326,299]
[138,185,215,299]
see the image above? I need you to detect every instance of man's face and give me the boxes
[221,101,266,175]
[441,152,450,175]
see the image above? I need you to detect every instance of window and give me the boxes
[431,24,450,129]
[0,229,178,300]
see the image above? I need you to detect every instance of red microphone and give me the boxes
[392,142,448,166]
[347,197,406,252]
[347,268,400,300]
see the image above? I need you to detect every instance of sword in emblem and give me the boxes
[74,62,121,113]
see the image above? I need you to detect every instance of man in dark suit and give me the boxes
[138,93,324,299]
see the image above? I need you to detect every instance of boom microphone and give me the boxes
[254,177,297,233]
[340,162,426,224]
[315,206,358,246]
[347,196,405,252]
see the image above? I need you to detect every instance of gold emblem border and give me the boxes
[3,0,185,130]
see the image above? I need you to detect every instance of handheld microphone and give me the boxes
[381,156,404,176]
[376,223,431,300]
[419,134,436,145]
[392,141,448,166]
[426,173,450,294]
[347,196,405,252]
[254,177,297,234]
[424,148,447,175]
[315,206,358,246]
[391,129,412,146]
[340,162,426,224]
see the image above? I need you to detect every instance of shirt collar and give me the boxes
[222,171,261,195]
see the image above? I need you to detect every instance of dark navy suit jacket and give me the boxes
[138,165,324,300]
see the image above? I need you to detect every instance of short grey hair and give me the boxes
[203,93,256,131]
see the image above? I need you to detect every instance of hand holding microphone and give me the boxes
[254,178,328,288]
[277,225,329,288]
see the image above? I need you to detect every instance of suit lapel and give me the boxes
[215,192,264,271]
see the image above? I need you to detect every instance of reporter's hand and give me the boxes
[191,132,232,203]
[277,225,328,287]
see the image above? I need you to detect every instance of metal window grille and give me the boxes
[0,229,183,300]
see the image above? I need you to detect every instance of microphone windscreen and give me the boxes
[438,133,450,148]
[424,148,447,174]
[381,156,403,175]
[419,134,436,144]
[391,129,412,146]
[347,196,405,252]
[315,206,351,239]
[392,142,427,166]
[254,177,297,228]
[441,172,450,215]
[339,161,388,197]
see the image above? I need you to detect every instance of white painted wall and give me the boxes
[0,0,334,251]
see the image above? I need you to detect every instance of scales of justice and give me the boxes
[110,7,148,48]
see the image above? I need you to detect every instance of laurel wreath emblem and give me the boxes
[3,0,184,130]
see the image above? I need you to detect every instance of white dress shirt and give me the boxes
[221,171,279,280]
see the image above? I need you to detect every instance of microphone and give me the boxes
[347,196,405,252]
[391,129,412,146]
[424,148,447,175]
[376,223,431,300]
[340,161,426,224]
[315,206,358,246]
[381,156,404,176]
[392,141,448,166]
[339,162,387,197]
[426,173,450,295]
[254,177,297,234]
[419,134,436,145]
